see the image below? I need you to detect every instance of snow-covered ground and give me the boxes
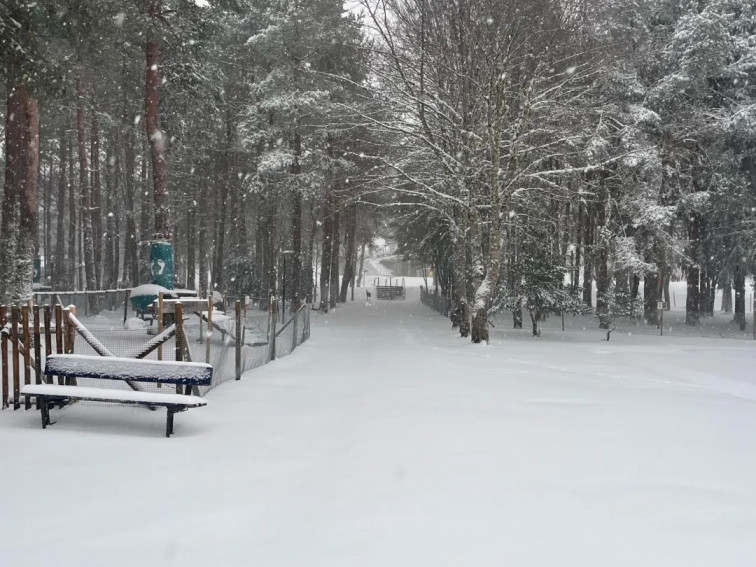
[2,280,756,566]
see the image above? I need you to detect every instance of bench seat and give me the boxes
[21,384,208,407]
[44,354,212,386]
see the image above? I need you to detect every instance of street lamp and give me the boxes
[281,250,294,321]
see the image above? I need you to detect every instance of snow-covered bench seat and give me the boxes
[21,354,213,437]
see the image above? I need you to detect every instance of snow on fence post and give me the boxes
[1,305,8,409]
[175,302,184,394]
[11,306,20,410]
[33,304,42,387]
[63,306,76,386]
[22,304,31,410]
[43,305,52,384]
[157,292,164,363]
[205,296,212,364]
[54,304,63,385]
[235,300,242,380]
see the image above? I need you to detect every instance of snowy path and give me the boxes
[2,286,756,566]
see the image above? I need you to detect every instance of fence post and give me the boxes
[292,308,298,352]
[11,306,20,410]
[157,292,164,362]
[269,296,277,362]
[63,306,76,386]
[235,300,242,380]
[54,304,63,385]
[1,305,7,409]
[123,289,131,325]
[175,302,184,394]
[33,304,42,385]
[22,304,31,410]
[43,305,52,384]
[206,295,213,364]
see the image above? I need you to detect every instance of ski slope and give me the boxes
[2,282,756,566]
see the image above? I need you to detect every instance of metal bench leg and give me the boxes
[40,396,49,429]
[166,407,175,438]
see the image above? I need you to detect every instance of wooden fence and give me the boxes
[1,296,311,411]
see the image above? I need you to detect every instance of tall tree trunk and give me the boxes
[573,200,582,293]
[76,79,97,309]
[451,219,471,337]
[1,84,38,303]
[734,265,746,331]
[44,141,52,287]
[123,114,139,286]
[68,131,77,289]
[582,201,593,307]
[198,187,208,295]
[339,203,357,303]
[595,177,610,329]
[319,206,333,312]
[54,129,67,289]
[90,99,103,287]
[138,143,151,282]
[644,269,660,326]
[329,210,340,308]
[290,131,303,310]
[104,144,117,289]
[145,39,170,240]
[722,280,733,312]
[12,92,38,302]
[186,209,196,289]
[356,243,366,287]
[212,153,228,289]
[685,213,701,325]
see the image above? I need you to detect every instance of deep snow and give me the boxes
[2,281,756,566]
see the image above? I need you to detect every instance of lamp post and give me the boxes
[281,250,294,321]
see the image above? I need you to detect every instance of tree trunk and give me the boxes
[104,143,117,289]
[685,264,700,325]
[186,210,196,289]
[90,99,104,287]
[212,153,228,289]
[198,188,208,294]
[582,201,593,307]
[138,142,151,282]
[68,131,77,289]
[54,129,67,289]
[12,93,38,302]
[451,224,471,337]
[573,200,582,293]
[76,79,97,310]
[356,243,366,287]
[329,210,340,308]
[145,39,170,240]
[1,84,38,303]
[644,271,660,326]
[595,178,610,329]
[123,112,139,286]
[339,203,357,303]
[722,280,733,312]
[734,266,746,330]
[290,132,303,310]
[319,206,333,312]
[685,213,701,325]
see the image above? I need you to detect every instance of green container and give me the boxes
[149,241,174,290]
[33,258,41,283]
